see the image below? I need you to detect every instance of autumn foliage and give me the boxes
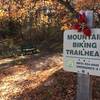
[0,0,100,51]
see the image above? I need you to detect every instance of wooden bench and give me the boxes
[21,43,39,55]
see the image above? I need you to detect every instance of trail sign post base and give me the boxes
[76,74,91,100]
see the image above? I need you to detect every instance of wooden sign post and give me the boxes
[64,11,100,100]
[76,74,91,100]
[76,10,93,100]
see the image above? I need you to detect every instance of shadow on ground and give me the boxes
[0,53,77,100]
[0,53,100,100]
[10,69,77,100]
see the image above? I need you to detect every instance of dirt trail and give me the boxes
[0,53,99,100]
[0,54,66,100]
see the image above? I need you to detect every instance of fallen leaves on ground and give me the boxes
[0,53,100,100]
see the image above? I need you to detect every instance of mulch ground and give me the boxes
[0,53,100,100]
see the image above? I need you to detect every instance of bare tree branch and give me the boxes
[57,0,77,14]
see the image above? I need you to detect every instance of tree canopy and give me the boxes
[0,0,100,52]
